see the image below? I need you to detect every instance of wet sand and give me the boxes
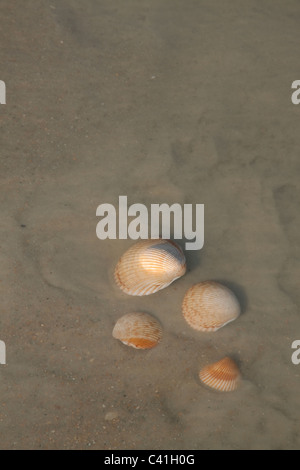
[0,0,300,449]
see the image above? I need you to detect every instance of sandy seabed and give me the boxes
[0,0,300,450]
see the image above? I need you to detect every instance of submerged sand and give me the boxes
[0,0,300,449]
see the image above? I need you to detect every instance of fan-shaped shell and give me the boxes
[114,239,186,296]
[112,312,163,349]
[199,357,241,392]
[182,281,240,332]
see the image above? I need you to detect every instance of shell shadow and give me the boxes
[226,352,243,370]
[214,279,248,315]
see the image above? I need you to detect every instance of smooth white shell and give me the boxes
[182,281,240,332]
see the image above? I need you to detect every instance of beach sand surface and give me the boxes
[0,0,300,449]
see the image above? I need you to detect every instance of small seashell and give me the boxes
[199,357,241,392]
[114,239,186,296]
[112,312,163,349]
[182,281,240,332]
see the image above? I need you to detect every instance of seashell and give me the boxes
[112,312,163,349]
[114,239,186,296]
[182,281,240,332]
[199,357,241,392]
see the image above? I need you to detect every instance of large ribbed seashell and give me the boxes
[199,357,241,392]
[112,312,163,349]
[182,281,240,332]
[114,239,186,296]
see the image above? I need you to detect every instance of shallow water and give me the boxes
[0,0,300,449]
